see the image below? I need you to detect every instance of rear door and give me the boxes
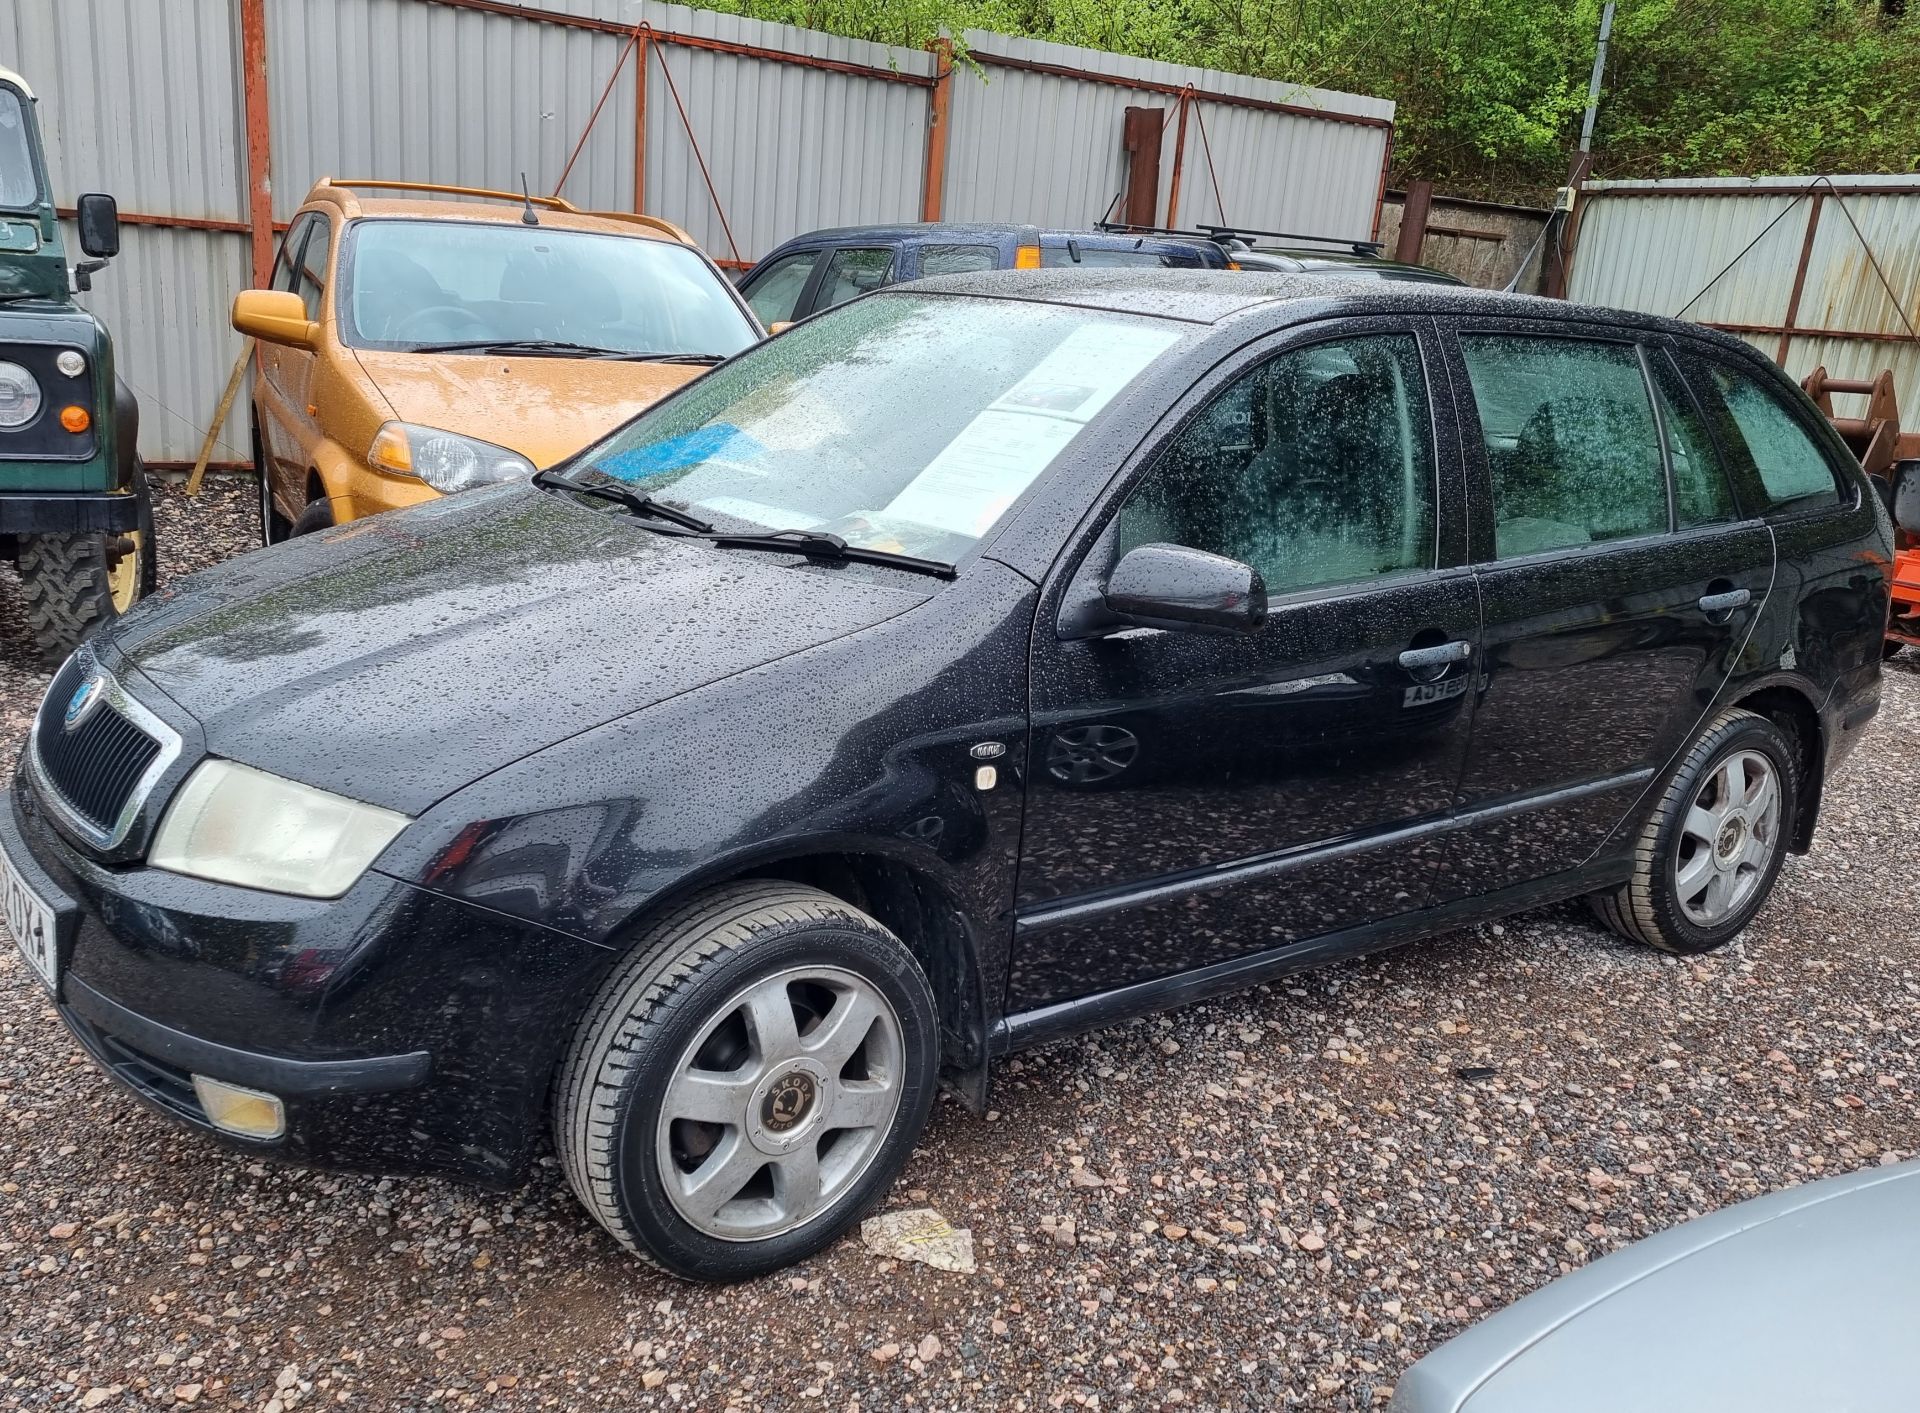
[1434,323,1774,899]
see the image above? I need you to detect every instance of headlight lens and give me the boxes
[150,759,411,899]
[0,361,43,428]
[368,420,536,494]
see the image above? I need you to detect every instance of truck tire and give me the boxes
[19,467,157,670]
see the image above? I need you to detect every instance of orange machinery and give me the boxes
[1801,367,1920,653]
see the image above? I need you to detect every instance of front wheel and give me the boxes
[1588,707,1798,954]
[19,467,157,670]
[554,881,939,1280]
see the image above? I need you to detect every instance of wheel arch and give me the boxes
[1726,678,1825,852]
[596,841,995,1112]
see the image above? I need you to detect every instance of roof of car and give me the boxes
[893,267,1767,357]
[0,66,32,98]
[300,181,693,244]
[761,222,1220,252]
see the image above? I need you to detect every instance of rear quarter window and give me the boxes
[1704,364,1844,512]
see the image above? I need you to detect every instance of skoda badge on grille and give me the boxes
[63,675,104,731]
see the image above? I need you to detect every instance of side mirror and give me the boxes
[232,289,318,350]
[1103,542,1267,635]
[75,193,120,259]
[1895,461,1920,535]
[767,321,795,336]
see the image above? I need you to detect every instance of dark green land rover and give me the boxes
[0,64,154,667]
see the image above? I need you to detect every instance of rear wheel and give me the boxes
[554,881,939,1280]
[19,467,157,669]
[1588,707,1797,954]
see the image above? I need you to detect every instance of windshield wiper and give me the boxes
[407,338,631,357]
[706,528,956,580]
[625,352,727,365]
[532,468,714,533]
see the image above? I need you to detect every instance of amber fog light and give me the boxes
[191,1076,286,1139]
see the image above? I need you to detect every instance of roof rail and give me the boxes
[1195,223,1383,256]
[1093,220,1238,245]
[322,179,582,213]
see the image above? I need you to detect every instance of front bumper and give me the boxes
[0,491,141,536]
[7,768,614,1186]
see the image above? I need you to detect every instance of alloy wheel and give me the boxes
[656,965,903,1242]
[1673,747,1780,926]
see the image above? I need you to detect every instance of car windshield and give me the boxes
[0,88,40,211]
[562,293,1184,564]
[342,219,759,357]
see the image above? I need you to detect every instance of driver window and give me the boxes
[1113,335,1436,596]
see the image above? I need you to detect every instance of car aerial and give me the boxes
[229,178,761,542]
[3,270,1894,1281]
[1390,1159,1920,1412]
[736,221,1231,327]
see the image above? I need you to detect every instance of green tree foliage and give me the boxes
[701,0,1918,202]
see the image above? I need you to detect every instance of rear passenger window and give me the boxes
[1650,352,1738,528]
[920,244,998,277]
[1115,335,1435,596]
[1459,336,1666,558]
[1706,366,1841,510]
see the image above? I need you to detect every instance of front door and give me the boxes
[1434,327,1775,899]
[1010,322,1478,1013]
[253,213,316,501]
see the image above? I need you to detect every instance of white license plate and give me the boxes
[0,839,59,993]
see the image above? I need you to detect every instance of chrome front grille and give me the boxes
[30,652,183,850]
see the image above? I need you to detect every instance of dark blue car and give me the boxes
[738,221,1230,326]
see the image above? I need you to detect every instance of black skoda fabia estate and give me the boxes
[4,272,1894,1279]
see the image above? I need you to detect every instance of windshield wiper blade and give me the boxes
[407,338,629,357]
[707,528,956,580]
[532,468,714,533]
[625,352,727,365]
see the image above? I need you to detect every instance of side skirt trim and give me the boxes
[1014,766,1654,937]
[992,857,1628,1056]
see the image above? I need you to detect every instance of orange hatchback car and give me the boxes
[232,180,760,540]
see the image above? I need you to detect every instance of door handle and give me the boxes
[1398,640,1473,671]
[1698,588,1752,614]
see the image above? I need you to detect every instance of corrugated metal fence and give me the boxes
[1567,174,1920,421]
[4,0,1393,463]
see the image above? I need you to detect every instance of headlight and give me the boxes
[368,420,535,494]
[150,759,411,899]
[0,361,43,428]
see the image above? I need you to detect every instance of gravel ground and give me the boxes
[3,476,1918,1410]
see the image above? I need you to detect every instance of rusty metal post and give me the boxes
[1395,178,1433,264]
[239,0,275,288]
[1777,192,1825,364]
[1120,107,1165,229]
[633,33,651,212]
[1165,88,1191,229]
[920,38,954,223]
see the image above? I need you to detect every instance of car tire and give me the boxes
[554,880,939,1280]
[19,467,157,670]
[1588,707,1799,955]
[290,496,335,537]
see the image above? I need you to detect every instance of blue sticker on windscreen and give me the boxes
[598,423,762,481]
